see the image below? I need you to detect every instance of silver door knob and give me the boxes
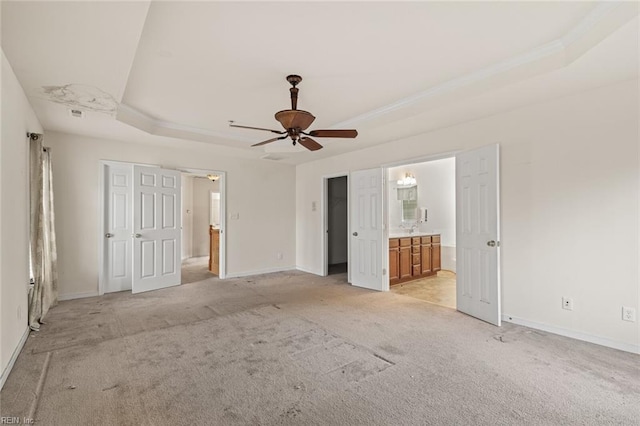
[352,232,358,237]
[487,240,496,247]
[105,233,114,238]
[133,233,142,238]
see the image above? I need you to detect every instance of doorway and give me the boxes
[180,172,222,284]
[382,144,501,326]
[99,162,227,295]
[387,158,457,309]
[324,175,349,277]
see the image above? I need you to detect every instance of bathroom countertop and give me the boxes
[388,231,439,239]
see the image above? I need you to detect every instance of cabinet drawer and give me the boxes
[412,265,421,276]
[389,238,399,248]
[412,245,421,253]
[432,235,441,243]
[421,236,431,244]
[412,237,421,245]
[399,238,412,247]
[412,253,420,265]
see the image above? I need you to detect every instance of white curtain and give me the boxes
[29,134,58,330]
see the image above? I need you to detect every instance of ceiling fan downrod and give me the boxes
[286,74,302,110]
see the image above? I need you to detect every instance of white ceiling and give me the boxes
[2,1,638,165]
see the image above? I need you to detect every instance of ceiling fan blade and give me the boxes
[251,135,288,147]
[307,129,358,138]
[298,137,323,151]
[230,123,286,134]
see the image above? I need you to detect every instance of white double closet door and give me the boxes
[104,164,182,294]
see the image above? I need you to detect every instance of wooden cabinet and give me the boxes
[399,238,412,280]
[389,234,441,285]
[411,238,421,277]
[209,225,220,275]
[389,239,399,283]
[421,236,432,275]
[432,237,441,272]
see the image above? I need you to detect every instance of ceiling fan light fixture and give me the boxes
[274,110,315,130]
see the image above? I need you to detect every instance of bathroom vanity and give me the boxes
[389,234,441,285]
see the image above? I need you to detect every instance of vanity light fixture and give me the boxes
[397,173,416,186]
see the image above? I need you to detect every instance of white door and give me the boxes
[349,168,384,291]
[132,166,182,294]
[456,144,501,325]
[104,164,133,293]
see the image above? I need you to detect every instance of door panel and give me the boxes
[399,246,411,279]
[104,164,133,293]
[133,166,182,294]
[349,168,384,291]
[456,144,501,325]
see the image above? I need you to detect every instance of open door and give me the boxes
[350,168,384,291]
[132,166,182,294]
[103,164,133,293]
[456,144,501,325]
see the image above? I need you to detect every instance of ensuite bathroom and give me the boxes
[388,157,457,308]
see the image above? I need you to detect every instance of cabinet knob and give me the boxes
[352,232,358,237]
[487,240,497,247]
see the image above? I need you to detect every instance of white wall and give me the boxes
[296,79,639,352]
[0,51,43,386]
[46,131,296,297]
[192,178,219,257]
[181,175,194,259]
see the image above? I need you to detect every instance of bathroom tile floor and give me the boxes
[390,270,456,309]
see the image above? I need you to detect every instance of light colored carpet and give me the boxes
[181,256,215,284]
[391,270,457,309]
[1,271,638,425]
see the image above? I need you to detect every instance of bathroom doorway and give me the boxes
[387,158,457,308]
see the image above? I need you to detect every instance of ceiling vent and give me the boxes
[69,109,84,118]
[260,154,286,161]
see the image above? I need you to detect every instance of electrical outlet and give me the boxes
[562,297,573,311]
[622,306,636,322]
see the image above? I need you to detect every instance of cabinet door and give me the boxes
[432,243,441,272]
[389,248,399,283]
[399,246,412,279]
[421,243,432,274]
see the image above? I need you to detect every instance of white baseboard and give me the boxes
[224,266,296,279]
[58,291,99,301]
[502,314,639,355]
[0,327,30,391]
[295,266,322,275]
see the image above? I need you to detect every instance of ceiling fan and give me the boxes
[229,75,358,151]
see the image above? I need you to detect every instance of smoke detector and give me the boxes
[69,109,84,118]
